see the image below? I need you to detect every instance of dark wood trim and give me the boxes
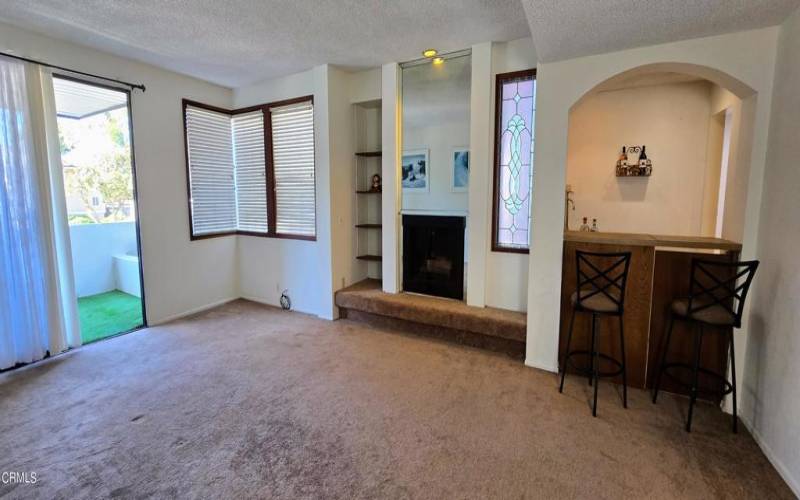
[182,95,316,242]
[271,232,317,241]
[263,101,277,236]
[182,98,234,116]
[266,95,316,240]
[268,95,315,109]
[491,68,536,255]
[355,151,382,157]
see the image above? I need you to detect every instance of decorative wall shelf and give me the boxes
[615,145,653,177]
[356,190,381,194]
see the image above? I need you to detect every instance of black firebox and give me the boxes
[402,215,465,300]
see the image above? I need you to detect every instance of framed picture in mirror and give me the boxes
[451,147,469,192]
[402,148,429,192]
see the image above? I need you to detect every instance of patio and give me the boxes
[77,290,143,344]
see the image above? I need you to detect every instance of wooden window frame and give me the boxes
[491,68,536,254]
[183,95,316,241]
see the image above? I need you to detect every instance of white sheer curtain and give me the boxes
[0,56,80,370]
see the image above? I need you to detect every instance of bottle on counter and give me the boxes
[579,217,591,232]
[591,218,598,232]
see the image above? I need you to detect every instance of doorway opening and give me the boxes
[53,76,145,343]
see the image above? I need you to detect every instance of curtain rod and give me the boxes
[0,51,146,92]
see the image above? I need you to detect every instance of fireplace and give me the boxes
[402,215,465,300]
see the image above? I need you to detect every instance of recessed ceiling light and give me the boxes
[422,49,438,58]
[432,57,445,65]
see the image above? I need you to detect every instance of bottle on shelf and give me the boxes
[616,146,628,176]
[579,217,591,232]
[639,145,652,175]
[591,218,598,232]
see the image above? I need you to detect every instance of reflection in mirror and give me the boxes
[401,52,471,212]
[400,51,471,301]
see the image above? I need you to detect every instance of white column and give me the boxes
[525,63,567,372]
[381,63,401,293]
[312,65,336,319]
[466,42,493,308]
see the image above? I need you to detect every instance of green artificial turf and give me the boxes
[77,290,143,344]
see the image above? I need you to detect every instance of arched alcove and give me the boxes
[525,30,778,382]
[564,63,755,242]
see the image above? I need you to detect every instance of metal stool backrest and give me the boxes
[687,258,759,328]
[575,250,632,314]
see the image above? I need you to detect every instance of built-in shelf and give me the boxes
[356,254,382,261]
[355,223,382,229]
[355,151,382,157]
[356,190,381,194]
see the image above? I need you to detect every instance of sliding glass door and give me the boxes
[52,76,145,343]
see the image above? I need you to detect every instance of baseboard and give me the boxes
[740,414,800,497]
[240,294,329,320]
[525,358,558,373]
[150,296,239,325]
[240,294,279,309]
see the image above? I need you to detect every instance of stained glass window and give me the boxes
[493,70,536,252]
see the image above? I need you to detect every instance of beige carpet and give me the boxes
[0,300,791,499]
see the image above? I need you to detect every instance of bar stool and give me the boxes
[652,258,759,433]
[559,250,632,416]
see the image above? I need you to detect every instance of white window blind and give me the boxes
[271,101,316,237]
[185,105,237,236]
[232,111,268,233]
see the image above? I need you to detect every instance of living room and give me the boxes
[1,1,799,498]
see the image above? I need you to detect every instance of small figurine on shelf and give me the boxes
[579,217,591,232]
[370,174,382,192]
[591,218,599,232]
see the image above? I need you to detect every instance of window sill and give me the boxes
[191,231,316,242]
[491,245,530,254]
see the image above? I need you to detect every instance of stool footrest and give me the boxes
[662,362,733,396]
[564,349,624,379]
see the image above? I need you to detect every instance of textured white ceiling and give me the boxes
[0,0,530,88]
[522,0,800,62]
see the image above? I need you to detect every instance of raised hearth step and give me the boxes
[335,279,526,344]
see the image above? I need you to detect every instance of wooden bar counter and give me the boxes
[559,231,741,397]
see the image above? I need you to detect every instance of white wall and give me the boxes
[566,81,718,236]
[465,42,492,308]
[742,7,800,495]
[233,68,330,317]
[526,27,779,372]
[381,63,402,293]
[0,21,237,324]
[327,66,357,312]
[235,65,374,319]
[484,38,537,312]
[69,222,137,297]
[379,38,534,312]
